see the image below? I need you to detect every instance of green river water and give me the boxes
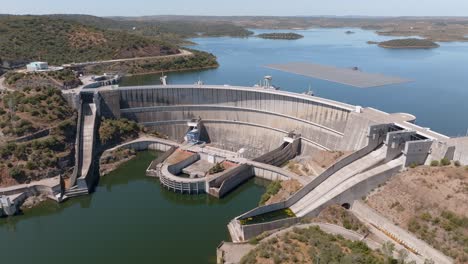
[0,151,266,263]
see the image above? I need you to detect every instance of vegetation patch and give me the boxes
[239,208,295,225]
[311,204,369,235]
[4,70,82,90]
[0,118,76,186]
[378,38,439,49]
[98,118,141,146]
[241,226,395,264]
[0,15,178,66]
[257,33,304,40]
[366,164,468,263]
[85,49,218,75]
[99,148,137,176]
[259,180,282,205]
[0,86,74,138]
[407,210,468,262]
[208,162,225,175]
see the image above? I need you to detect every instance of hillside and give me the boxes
[0,86,76,187]
[52,14,253,40]
[366,164,468,263]
[241,226,395,264]
[0,15,179,66]
[378,38,440,49]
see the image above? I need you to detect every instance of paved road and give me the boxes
[62,49,193,68]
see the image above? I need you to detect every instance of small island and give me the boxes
[378,38,440,49]
[257,33,304,40]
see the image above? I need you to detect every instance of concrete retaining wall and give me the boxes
[146,146,177,177]
[167,153,199,175]
[211,164,254,198]
[12,128,51,143]
[240,217,302,241]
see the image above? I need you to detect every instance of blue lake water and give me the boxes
[123,28,468,137]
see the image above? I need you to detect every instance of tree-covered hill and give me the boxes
[0,15,179,66]
[52,14,254,38]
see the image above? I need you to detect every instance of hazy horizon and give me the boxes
[2,0,468,17]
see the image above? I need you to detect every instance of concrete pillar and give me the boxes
[368,124,394,148]
[403,140,433,167]
[384,130,417,162]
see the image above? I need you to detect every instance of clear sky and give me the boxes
[1,0,468,17]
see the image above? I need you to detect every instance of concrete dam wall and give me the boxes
[98,85,368,156]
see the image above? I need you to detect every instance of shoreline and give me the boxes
[378,44,440,49]
[124,65,219,77]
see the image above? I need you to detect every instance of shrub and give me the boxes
[259,180,282,205]
[9,167,26,181]
[25,161,38,170]
[248,237,259,245]
[454,160,461,167]
[208,163,225,174]
[440,158,451,166]
[430,160,439,167]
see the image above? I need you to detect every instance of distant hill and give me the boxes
[52,14,253,39]
[0,15,179,66]
[378,38,440,49]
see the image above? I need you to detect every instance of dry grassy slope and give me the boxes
[366,165,468,263]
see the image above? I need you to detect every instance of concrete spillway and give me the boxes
[80,103,96,180]
[291,145,389,216]
[66,101,97,197]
